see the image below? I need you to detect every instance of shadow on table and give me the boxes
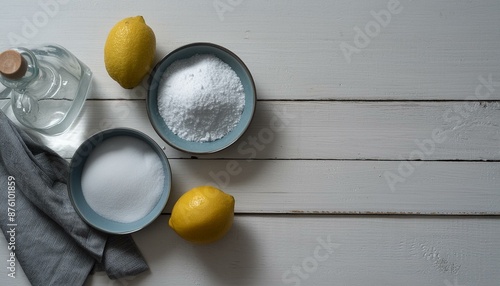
[185,101,283,188]
[117,216,258,285]
[192,220,259,285]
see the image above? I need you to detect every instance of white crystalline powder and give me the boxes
[157,54,245,142]
[81,136,165,223]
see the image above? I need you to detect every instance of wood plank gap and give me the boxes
[259,99,500,102]
[165,158,500,163]
[85,98,145,101]
[159,212,500,217]
[83,98,500,103]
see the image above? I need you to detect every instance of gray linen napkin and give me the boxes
[0,110,149,285]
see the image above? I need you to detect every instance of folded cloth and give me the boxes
[0,111,149,285]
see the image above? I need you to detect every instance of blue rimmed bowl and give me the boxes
[68,128,171,234]
[146,42,256,154]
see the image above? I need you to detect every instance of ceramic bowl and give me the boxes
[146,42,256,154]
[68,128,171,234]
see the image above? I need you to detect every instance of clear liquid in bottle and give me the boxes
[0,44,92,135]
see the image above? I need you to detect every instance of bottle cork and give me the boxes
[0,50,28,80]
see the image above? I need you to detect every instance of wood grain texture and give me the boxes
[2,216,500,286]
[1,0,499,100]
[165,160,500,214]
[22,100,500,161]
[0,0,499,285]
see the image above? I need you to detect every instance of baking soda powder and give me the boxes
[81,136,165,223]
[158,54,245,142]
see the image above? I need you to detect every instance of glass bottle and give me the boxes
[0,44,92,135]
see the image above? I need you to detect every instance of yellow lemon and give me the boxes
[104,16,156,89]
[169,186,235,244]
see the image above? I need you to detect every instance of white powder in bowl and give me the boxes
[157,54,245,142]
[81,136,165,223]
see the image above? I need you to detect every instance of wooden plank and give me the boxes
[48,159,500,215]
[25,100,500,161]
[2,216,499,285]
[165,160,500,215]
[2,0,499,100]
[53,160,500,215]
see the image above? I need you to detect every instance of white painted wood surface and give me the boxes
[3,100,499,161]
[1,216,500,286]
[0,0,499,285]
[1,0,500,101]
[165,160,500,214]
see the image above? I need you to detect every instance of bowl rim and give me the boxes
[146,42,257,154]
[68,127,172,234]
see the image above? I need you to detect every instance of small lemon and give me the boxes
[104,16,156,89]
[169,186,235,244]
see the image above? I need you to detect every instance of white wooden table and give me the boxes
[1,1,500,285]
